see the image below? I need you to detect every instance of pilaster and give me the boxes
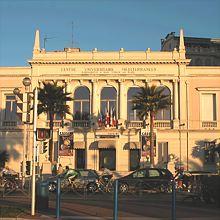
[118,79,127,124]
[173,79,179,129]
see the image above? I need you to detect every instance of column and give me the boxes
[119,80,127,122]
[92,79,99,117]
[179,79,187,127]
[173,79,179,129]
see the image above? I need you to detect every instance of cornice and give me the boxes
[28,60,189,65]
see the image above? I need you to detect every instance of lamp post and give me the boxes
[31,86,38,216]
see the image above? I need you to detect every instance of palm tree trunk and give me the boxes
[49,112,54,162]
[150,111,155,167]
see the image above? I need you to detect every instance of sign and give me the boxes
[59,130,74,156]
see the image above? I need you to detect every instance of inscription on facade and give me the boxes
[60,67,157,74]
[61,67,76,72]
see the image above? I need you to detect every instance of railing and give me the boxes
[46,120,62,128]
[126,121,143,128]
[154,121,171,128]
[126,120,171,129]
[202,121,217,128]
[1,121,23,129]
[72,120,90,128]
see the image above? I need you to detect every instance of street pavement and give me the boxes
[0,191,220,219]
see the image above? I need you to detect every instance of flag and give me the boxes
[110,107,114,126]
[105,108,110,127]
[98,110,102,127]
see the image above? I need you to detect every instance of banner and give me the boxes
[59,130,74,156]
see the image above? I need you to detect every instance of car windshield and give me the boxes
[132,169,146,178]
[78,170,99,178]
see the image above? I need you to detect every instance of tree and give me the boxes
[38,81,73,162]
[0,150,9,168]
[132,84,172,167]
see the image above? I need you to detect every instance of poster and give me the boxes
[59,130,74,156]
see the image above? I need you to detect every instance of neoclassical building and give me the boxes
[0,29,219,175]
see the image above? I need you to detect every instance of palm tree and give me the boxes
[38,81,73,162]
[132,84,172,167]
[0,150,9,168]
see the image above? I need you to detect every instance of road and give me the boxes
[0,191,220,219]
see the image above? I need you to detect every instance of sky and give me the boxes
[0,0,220,66]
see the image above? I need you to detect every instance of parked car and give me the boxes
[118,168,173,193]
[47,169,99,192]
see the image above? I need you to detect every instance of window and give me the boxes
[201,94,217,121]
[155,86,171,120]
[133,169,146,178]
[158,142,168,165]
[99,149,116,171]
[148,169,160,177]
[127,87,141,121]
[74,86,90,120]
[4,95,17,121]
[100,87,117,117]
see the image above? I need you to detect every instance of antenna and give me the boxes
[43,35,55,49]
[71,21,74,48]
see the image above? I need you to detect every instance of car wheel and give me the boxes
[119,183,129,193]
[87,182,98,193]
[48,183,56,192]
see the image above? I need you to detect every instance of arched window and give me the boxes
[100,87,117,117]
[73,86,90,120]
[127,87,142,121]
[155,86,171,120]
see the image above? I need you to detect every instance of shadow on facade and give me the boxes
[0,109,24,163]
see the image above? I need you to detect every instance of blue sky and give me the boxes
[0,0,220,66]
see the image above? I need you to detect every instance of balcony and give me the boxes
[72,120,90,128]
[0,120,23,130]
[202,121,217,128]
[126,120,171,129]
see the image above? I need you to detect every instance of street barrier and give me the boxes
[113,179,118,220]
[56,177,61,219]
[171,180,176,220]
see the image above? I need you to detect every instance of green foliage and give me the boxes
[132,84,171,120]
[38,81,73,118]
[37,81,73,161]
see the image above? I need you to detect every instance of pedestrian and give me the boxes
[57,164,64,174]
[51,161,57,176]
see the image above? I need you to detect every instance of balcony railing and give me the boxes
[126,120,171,129]
[154,121,171,128]
[0,120,23,129]
[46,120,62,128]
[202,121,217,128]
[72,120,90,128]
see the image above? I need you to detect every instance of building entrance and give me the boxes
[75,149,85,169]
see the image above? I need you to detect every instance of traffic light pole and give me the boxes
[31,87,38,216]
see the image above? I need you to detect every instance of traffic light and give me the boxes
[37,128,50,141]
[26,160,31,175]
[15,93,30,123]
[41,141,49,154]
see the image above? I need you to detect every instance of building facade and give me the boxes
[0,29,220,176]
[161,31,220,66]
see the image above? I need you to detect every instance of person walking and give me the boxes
[57,164,64,174]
